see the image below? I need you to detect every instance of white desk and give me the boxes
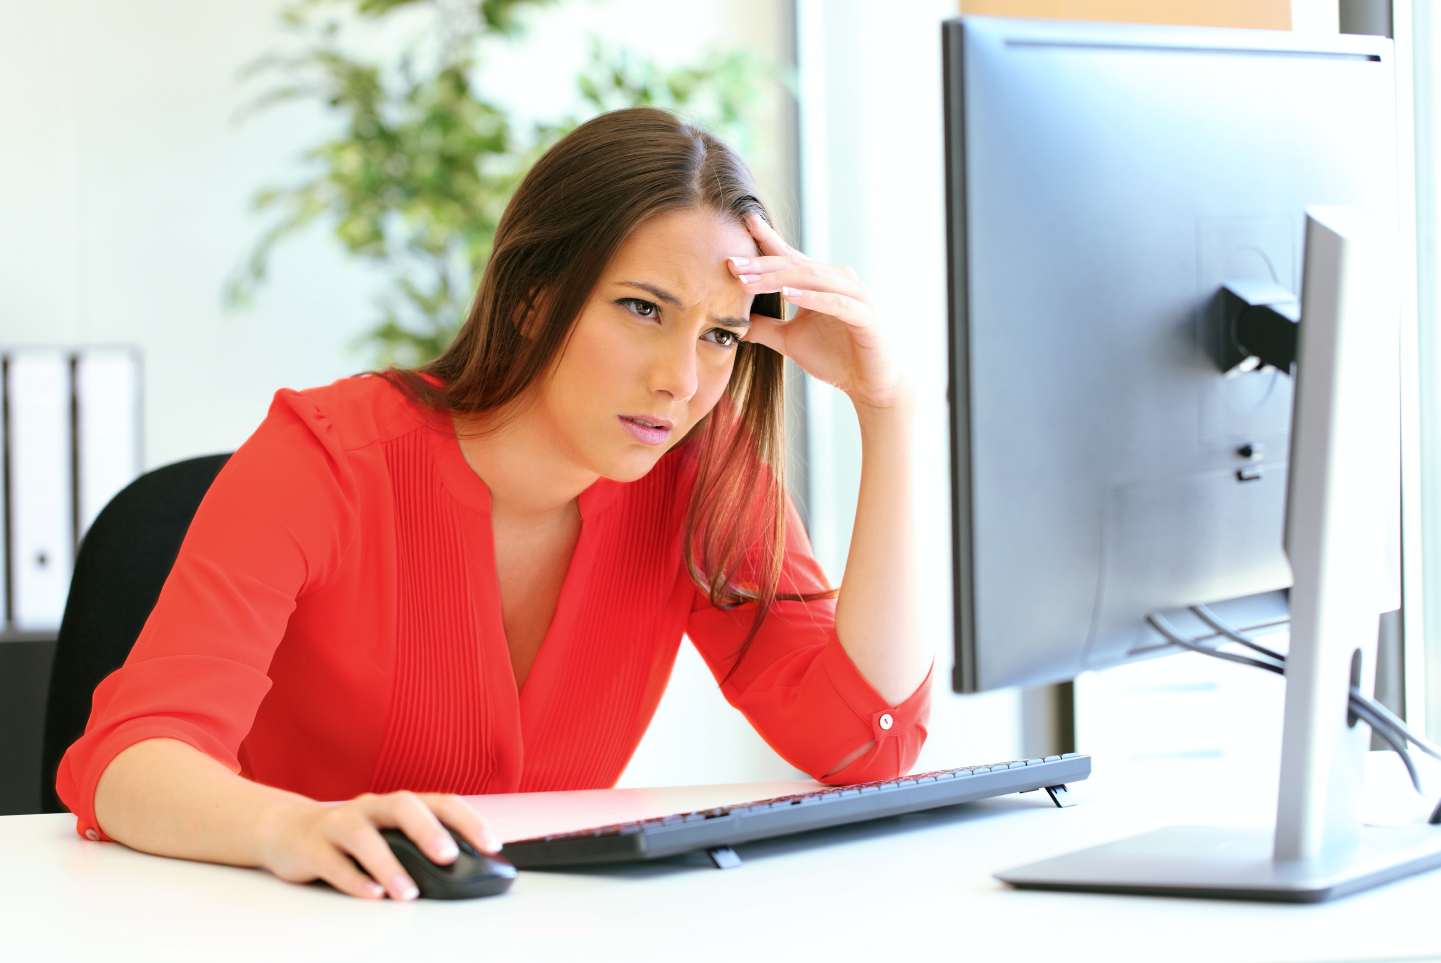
[4,762,1440,963]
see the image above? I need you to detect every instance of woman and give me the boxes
[58,107,932,901]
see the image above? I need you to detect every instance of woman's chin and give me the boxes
[594,447,668,484]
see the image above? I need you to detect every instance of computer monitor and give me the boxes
[945,15,1441,903]
[943,16,1398,694]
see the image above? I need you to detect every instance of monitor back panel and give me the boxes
[944,18,1396,692]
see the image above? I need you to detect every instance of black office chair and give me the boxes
[40,454,231,813]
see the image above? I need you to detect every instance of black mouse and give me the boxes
[379,827,517,899]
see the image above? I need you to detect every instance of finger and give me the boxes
[325,811,418,901]
[737,266,868,301]
[368,790,460,866]
[313,846,388,900]
[727,254,805,276]
[742,314,789,354]
[745,212,805,259]
[422,795,503,855]
[780,287,873,327]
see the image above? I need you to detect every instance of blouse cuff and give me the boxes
[59,723,238,842]
[55,655,270,840]
[814,636,933,782]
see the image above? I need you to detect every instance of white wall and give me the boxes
[0,0,386,470]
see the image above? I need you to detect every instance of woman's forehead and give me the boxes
[599,211,757,308]
[615,209,757,262]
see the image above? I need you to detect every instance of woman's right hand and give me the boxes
[258,790,502,901]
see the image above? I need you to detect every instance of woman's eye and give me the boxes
[619,298,659,319]
[703,328,741,348]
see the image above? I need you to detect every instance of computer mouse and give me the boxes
[379,827,517,900]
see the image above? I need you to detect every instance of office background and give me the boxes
[0,0,1431,812]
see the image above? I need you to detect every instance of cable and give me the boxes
[1347,692,1421,791]
[1147,608,1438,806]
[1187,605,1430,770]
[1145,612,1285,675]
[1190,604,1288,663]
[1350,687,1441,762]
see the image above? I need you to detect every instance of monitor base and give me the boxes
[996,824,1441,903]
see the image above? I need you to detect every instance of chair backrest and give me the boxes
[40,453,230,813]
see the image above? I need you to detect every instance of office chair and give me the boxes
[40,453,231,813]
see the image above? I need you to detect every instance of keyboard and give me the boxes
[502,753,1091,868]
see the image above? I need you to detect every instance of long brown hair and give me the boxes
[388,107,832,673]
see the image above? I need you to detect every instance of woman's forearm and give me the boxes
[833,392,932,706]
[93,737,313,865]
[93,738,500,901]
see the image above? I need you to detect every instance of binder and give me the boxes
[75,349,141,539]
[1,346,142,632]
[6,351,73,631]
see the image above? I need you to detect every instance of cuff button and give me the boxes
[879,713,894,730]
[85,829,100,841]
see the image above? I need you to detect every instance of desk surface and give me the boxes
[5,762,1440,963]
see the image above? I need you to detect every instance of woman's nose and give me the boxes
[648,335,699,403]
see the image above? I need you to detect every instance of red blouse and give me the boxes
[57,375,930,837]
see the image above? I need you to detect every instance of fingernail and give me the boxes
[485,833,503,853]
[729,256,750,267]
[390,874,419,901]
[783,287,803,298]
[363,881,385,899]
[435,835,459,860]
[739,274,761,284]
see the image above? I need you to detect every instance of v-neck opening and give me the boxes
[428,424,619,724]
[511,519,593,703]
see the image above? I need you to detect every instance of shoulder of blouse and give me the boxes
[281,373,439,455]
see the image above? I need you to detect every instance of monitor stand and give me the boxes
[997,825,1441,903]
[999,210,1441,903]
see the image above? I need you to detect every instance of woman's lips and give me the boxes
[618,415,673,446]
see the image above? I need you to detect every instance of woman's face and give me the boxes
[533,208,758,482]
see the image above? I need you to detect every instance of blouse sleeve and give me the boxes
[55,388,360,839]
[685,499,932,785]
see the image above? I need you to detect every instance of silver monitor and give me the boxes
[943,17,1398,693]
[997,207,1441,902]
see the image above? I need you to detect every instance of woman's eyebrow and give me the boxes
[617,280,751,328]
[617,280,683,306]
